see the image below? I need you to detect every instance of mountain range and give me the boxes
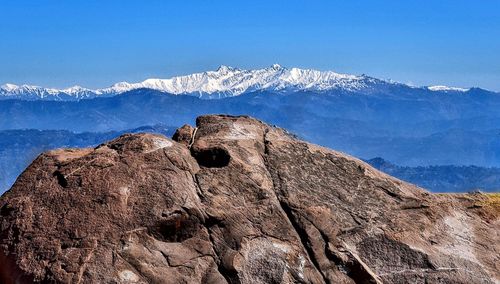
[0,64,478,101]
[0,65,499,194]
[366,157,500,192]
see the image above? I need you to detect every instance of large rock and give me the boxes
[0,115,498,283]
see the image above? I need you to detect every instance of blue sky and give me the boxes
[1,0,499,90]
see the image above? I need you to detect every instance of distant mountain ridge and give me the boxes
[0,64,483,101]
[365,157,500,192]
[1,88,499,165]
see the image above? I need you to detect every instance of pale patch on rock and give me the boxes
[272,241,291,253]
[118,270,139,283]
[225,121,258,140]
[246,151,264,167]
[119,186,131,207]
[235,237,307,283]
[48,148,93,162]
[145,137,173,153]
[297,255,306,279]
[439,211,479,264]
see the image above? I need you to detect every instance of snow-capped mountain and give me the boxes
[0,64,474,101]
[0,84,98,100]
[99,64,384,98]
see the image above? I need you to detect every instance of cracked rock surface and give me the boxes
[0,115,499,283]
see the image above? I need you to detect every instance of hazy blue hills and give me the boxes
[1,87,499,164]
[366,157,500,192]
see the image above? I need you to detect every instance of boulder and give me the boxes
[0,115,498,283]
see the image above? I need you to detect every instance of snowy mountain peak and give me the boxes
[1,83,19,92]
[0,65,481,101]
[270,63,284,70]
[61,85,88,93]
[216,65,238,74]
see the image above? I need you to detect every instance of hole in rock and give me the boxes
[53,171,68,187]
[150,215,201,242]
[192,147,230,168]
[0,204,14,217]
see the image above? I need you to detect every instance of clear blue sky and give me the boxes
[1,0,499,90]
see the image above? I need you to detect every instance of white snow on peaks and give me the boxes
[0,64,477,100]
[427,85,470,92]
[101,64,376,96]
[1,84,19,92]
[61,86,88,93]
[0,65,377,100]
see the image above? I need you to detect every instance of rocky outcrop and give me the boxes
[0,115,498,283]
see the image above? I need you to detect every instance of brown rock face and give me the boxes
[0,115,498,284]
